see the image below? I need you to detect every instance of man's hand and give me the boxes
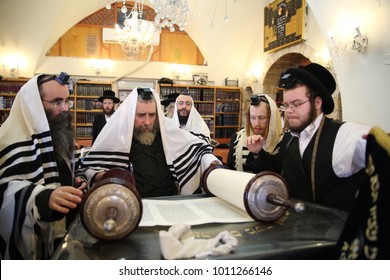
[246,135,265,155]
[49,186,84,214]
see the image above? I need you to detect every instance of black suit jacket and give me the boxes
[92,114,107,144]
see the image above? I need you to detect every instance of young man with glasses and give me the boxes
[245,63,370,213]
[0,72,87,259]
[227,94,283,172]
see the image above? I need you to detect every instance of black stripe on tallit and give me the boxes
[9,183,35,260]
[173,143,213,186]
[189,131,212,145]
[0,130,51,159]
[82,150,130,169]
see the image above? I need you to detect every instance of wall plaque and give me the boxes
[264,0,306,53]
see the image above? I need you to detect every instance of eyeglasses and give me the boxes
[42,98,73,109]
[279,99,310,111]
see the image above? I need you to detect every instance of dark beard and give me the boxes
[133,121,159,146]
[178,115,189,126]
[47,111,75,160]
[288,104,316,133]
[103,107,115,116]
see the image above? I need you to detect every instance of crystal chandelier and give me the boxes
[115,1,160,56]
[150,0,190,32]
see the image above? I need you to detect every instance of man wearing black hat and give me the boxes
[161,93,179,118]
[245,63,370,213]
[92,90,120,144]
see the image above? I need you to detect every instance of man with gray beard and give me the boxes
[83,88,221,198]
[0,73,87,259]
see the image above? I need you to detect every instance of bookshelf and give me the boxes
[158,84,242,143]
[73,80,112,147]
[0,78,29,126]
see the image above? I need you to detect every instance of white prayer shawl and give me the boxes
[0,76,63,259]
[234,94,283,171]
[172,95,212,145]
[83,88,218,195]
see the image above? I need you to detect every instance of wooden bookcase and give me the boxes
[158,84,242,143]
[0,78,29,126]
[73,80,112,147]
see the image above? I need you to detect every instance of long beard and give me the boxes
[133,122,158,146]
[178,114,189,126]
[47,111,75,160]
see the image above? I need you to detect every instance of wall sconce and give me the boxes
[171,64,186,80]
[89,59,110,75]
[351,27,368,53]
[245,72,259,85]
[328,31,347,58]
[2,55,25,78]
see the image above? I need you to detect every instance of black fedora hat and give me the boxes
[98,90,120,103]
[161,93,179,107]
[279,63,336,114]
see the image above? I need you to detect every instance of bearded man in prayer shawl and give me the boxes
[172,91,212,145]
[82,88,221,197]
[227,94,283,172]
[0,73,87,260]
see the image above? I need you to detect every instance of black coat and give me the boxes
[92,114,106,144]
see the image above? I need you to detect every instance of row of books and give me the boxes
[194,103,214,115]
[216,102,240,112]
[0,82,25,94]
[76,112,97,124]
[76,84,111,96]
[215,115,239,126]
[215,128,238,139]
[0,96,13,109]
[76,127,93,138]
[160,87,215,101]
[216,91,240,101]
[76,99,103,110]
[0,111,10,124]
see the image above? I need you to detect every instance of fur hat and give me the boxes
[161,93,179,107]
[279,63,336,114]
[98,90,120,103]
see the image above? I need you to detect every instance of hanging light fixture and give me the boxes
[150,0,191,32]
[114,0,161,56]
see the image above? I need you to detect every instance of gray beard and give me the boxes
[48,112,75,160]
[133,122,158,146]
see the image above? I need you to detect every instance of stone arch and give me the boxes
[243,43,342,122]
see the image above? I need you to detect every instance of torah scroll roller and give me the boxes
[202,165,305,222]
[80,168,142,240]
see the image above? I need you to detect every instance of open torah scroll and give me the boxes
[141,165,304,227]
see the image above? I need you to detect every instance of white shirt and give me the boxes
[291,114,370,177]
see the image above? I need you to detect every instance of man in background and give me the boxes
[92,89,119,144]
[160,93,179,118]
[172,91,212,145]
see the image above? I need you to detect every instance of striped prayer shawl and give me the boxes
[82,88,218,195]
[0,76,63,259]
[172,95,212,145]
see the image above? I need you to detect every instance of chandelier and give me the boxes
[114,1,160,56]
[150,0,191,32]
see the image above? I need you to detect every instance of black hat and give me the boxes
[279,63,336,114]
[161,93,179,107]
[98,90,120,103]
